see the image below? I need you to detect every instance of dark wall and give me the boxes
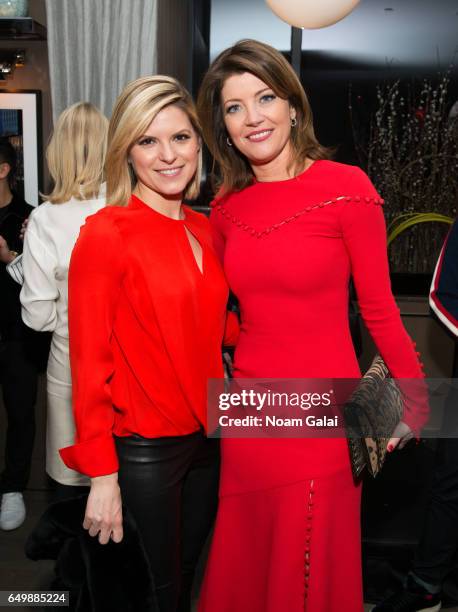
[157,0,211,98]
[300,60,458,166]
[0,0,52,194]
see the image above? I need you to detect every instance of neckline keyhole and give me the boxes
[184,226,203,275]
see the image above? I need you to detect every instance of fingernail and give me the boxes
[387,444,393,452]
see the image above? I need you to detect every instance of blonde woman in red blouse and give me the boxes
[60,76,237,612]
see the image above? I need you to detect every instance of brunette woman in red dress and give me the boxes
[196,40,429,612]
[59,76,237,612]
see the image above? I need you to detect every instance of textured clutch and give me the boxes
[344,355,404,478]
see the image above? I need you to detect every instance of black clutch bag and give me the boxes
[344,355,403,478]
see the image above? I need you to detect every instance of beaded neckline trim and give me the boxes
[213,194,385,239]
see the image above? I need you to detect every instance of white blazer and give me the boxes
[20,186,106,338]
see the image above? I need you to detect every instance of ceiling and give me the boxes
[211,0,458,69]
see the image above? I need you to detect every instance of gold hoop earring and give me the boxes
[291,117,297,127]
[226,137,233,147]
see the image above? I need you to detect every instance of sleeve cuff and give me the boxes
[398,378,430,438]
[6,254,24,285]
[59,433,119,477]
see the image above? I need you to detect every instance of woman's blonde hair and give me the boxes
[43,102,108,204]
[197,39,331,193]
[106,75,202,206]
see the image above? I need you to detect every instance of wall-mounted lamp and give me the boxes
[265,0,360,29]
[0,49,25,80]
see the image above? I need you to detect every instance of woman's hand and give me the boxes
[0,235,16,264]
[19,217,29,241]
[83,472,123,544]
[387,421,415,452]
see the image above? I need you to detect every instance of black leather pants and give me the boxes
[114,431,220,612]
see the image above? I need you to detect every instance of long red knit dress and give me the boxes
[198,161,428,612]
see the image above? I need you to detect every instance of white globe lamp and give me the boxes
[265,0,360,29]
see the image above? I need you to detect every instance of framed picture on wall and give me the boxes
[0,90,42,206]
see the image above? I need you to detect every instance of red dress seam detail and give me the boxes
[304,478,315,606]
[215,195,385,239]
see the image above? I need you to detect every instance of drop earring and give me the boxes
[226,137,233,147]
[291,117,297,127]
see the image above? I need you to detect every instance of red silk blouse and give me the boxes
[60,195,238,477]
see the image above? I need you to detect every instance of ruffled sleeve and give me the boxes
[59,211,124,477]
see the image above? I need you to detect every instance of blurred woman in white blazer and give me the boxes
[8,102,108,498]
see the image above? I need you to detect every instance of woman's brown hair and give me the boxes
[197,39,330,193]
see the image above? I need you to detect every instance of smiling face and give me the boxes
[221,72,296,172]
[129,104,200,204]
